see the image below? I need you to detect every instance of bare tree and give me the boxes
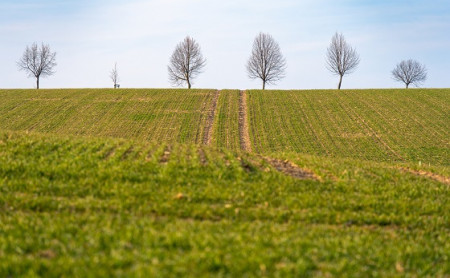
[110,63,120,88]
[392,59,427,88]
[246,32,286,90]
[326,32,360,90]
[168,36,206,89]
[17,42,57,89]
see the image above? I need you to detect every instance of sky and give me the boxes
[1,0,449,89]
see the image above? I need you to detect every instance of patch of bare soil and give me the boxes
[25,98,63,101]
[264,157,319,180]
[340,132,369,139]
[398,167,450,185]
[202,90,220,145]
[133,97,155,102]
[121,146,134,160]
[198,148,208,165]
[38,249,57,259]
[93,97,124,103]
[239,90,252,152]
[159,146,171,164]
[102,147,116,160]
[145,150,153,161]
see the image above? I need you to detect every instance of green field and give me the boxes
[0,88,449,277]
[212,90,241,151]
[248,89,449,164]
[0,89,216,143]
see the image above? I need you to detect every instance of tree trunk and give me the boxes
[187,79,191,89]
[338,75,343,90]
[406,83,409,89]
[262,81,266,90]
[36,76,40,89]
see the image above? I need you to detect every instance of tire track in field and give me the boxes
[298,93,332,156]
[238,91,318,180]
[368,94,448,154]
[195,93,210,144]
[263,157,320,181]
[239,90,252,152]
[239,153,320,181]
[202,90,220,145]
[350,92,437,155]
[359,117,405,161]
[397,167,450,185]
[336,92,405,161]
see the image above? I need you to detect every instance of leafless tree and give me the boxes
[110,63,120,88]
[326,32,360,90]
[168,36,206,89]
[17,42,57,89]
[392,59,427,88]
[246,32,286,90]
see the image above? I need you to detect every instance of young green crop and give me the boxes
[1,88,448,165]
[0,88,449,277]
[247,89,449,165]
[211,90,241,151]
[0,130,448,277]
[0,89,217,144]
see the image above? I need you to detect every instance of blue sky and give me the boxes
[1,0,449,89]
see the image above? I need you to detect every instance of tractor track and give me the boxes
[202,90,220,145]
[239,90,252,152]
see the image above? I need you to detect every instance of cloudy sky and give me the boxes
[1,0,449,89]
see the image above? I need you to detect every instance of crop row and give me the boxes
[0,88,448,165]
[0,89,217,144]
[1,130,449,276]
[247,89,449,165]
[211,90,241,152]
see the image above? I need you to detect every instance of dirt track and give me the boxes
[398,167,450,185]
[238,90,317,180]
[239,90,252,152]
[264,157,319,181]
[202,90,219,145]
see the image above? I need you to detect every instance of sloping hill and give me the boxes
[0,88,449,276]
[0,130,448,277]
[0,89,216,144]
[247,89,449,165]
[1,88,448,165]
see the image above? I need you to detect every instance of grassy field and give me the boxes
[248,89,449,165]
[1,88,447,164]
[211,90,241,151]
[1,130,448,277]
[0,89,216,144]
[0,88,449,277]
